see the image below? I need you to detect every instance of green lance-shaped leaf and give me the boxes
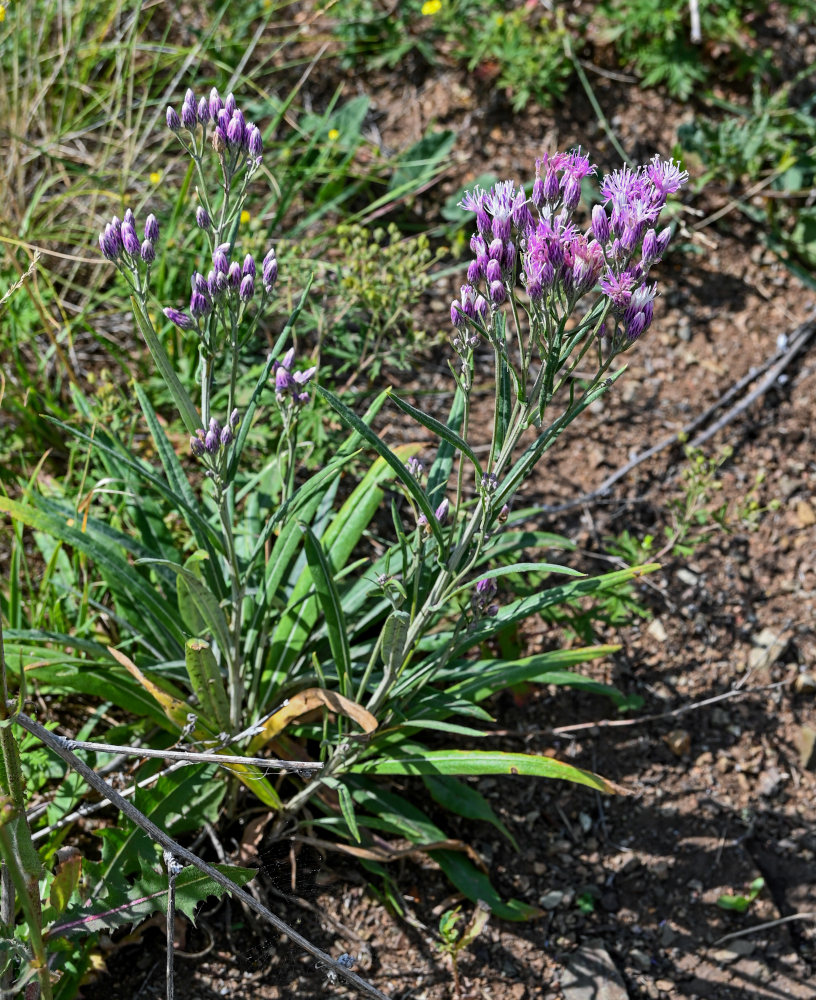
[185,639,231,733]
[316,384,445,550]
[381,610,410,677]
[387,390,482,479]
[352,749,620,794]
[300,524,353,696]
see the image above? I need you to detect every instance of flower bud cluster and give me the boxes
[456,148,688,347]
[163,247,278,331]
[98,208,160,268]
[471,577,499,619]
[272,347,316,405]
[167,87,263,169]
[190,409,240,458]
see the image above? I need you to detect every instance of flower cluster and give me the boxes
[471,577,499,619]
[272,348,316,405]
[190,409,240,458]
[98,208,159,268]
[455,149,688,345]
[167,87,262,168]
[163,247,278,331]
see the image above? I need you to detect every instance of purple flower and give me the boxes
[204,428,219,453]
[600,268,637,310]
[212,126,227,155]
[224,92,236,117]
[242,254,256,277]
[466,259,482,285]
[227,261,242,289]
[213,248,229,274]
[181,99,197,131]
[190,290,211,318]
[195,206,211,230]
[209,87,223,120]
[121,221,140,256]
[190,434,205,458]
[407,456,424,478]
[229,408,240,430]
[166,106,181,131]
[485,258,502,284]
[144,214,159,242]
[434,498,449,525]
[239,274,254,301]
[140,239,155,264]
[623,283,657,340]
[220,426,234,447]
[247,125,263,160]
[475,577,497,600]
[488,280,506,305]
[591,204,610,244]
[450,300,465,328]
[197,96,210,124]
[226,113,244,148]
[163,307,194,330]
[262,248,278,291]
[646,156,689,200]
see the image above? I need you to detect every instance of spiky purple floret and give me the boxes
[140,239,155,264]
[293,365,316,385]
[217,108,230,132]
[275,367,293,394]
[656,226,672,256]
[220,426,234,447]
[209,87,223,120]
[451,300,464,328]
[163,307,193,330]
[195,206,211,230]
[207,270,220,299]
[485,258,502,284]
[144,214,159,242]
[466,259,482,285]
[166,106,181,131]
[227,261,242,289]
[242,254,256,277]
[599,269,637,309]
[224,92,236,117]
[239,274,254,301]
[641,228,659,265]
[197,96,210,124]
[124,208,135,227]
[192,272,208,296]
[212,248,229,274]
[98,230,118,260]
[623,282,657,340]
[646,156,689,200]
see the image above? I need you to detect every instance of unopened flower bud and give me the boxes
[190,436,205,457]
[213,248,229,274]
[163,307,193,330]
[229,408,240,430]
[239,274,254,301]
[195,206,211,230]
[435,498,449,525]
[227,261,242,288]
[181,100,197,131]
[166,106,181,131]
[208,87,223,119]
[485,258,502,284]
[197,96,210,124]
[224,92,236,117]
[121,221,140,256]
[591,204,610,244]
[247,125,263,160]
[488,280,506,305]
[144,214,159,242]
[242,254,256,277]
[140,239,155,264]
[220,426,234,447]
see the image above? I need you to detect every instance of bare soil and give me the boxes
[78,12,816,1000]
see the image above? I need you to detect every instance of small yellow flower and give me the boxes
[495,14,504,27]
[421,0,441,14]
[0,5,6,23]
[149,171,161,185]
[240,209,251,225]
[328,128,340,142]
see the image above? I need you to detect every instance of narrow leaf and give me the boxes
[388,390,482,477]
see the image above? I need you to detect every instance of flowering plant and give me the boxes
[2,88,687,932]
